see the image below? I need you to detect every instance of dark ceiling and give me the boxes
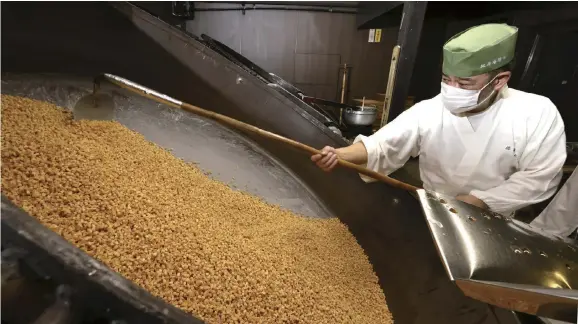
[135,1,578,31]
[357,1,578,29]
[245,1,360,8]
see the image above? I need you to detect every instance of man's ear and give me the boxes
[493,71,511,91]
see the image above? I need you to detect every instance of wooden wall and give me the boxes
[186,4,398,104]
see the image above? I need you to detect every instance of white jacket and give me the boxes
[355,87,567,215]
[530,167,578,237]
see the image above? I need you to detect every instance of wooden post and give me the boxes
[339,63,349,126]
[380,45,401,128]
[387,1,427,122]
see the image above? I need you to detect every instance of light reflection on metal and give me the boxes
[417,189,578,321]
[545,280,563,289]
[554,272,572,290]
[449,207,478,277]
[95,74,183,109]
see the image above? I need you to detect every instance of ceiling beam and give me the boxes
[356,1,403,29]
[387,2,428,122]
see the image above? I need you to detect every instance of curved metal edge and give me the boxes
[1,195,203,323]
[416,190,578,282]
[266,84,337,125]
[198,32,342,131]
[200,33,275,84]
[109,1,349,146]
[456,279,578,323]
[417,189,578,321]
[416,189,458,280]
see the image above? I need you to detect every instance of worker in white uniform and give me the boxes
[530,166,578,238]
[312,23,568,217]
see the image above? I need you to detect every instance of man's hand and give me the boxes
[311,142,369,172]
[456,194,489,210]
[311,146,339,172]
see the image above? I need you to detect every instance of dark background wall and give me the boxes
[406,3,578,141]
[133,1,578,140]
[186,3,398,103]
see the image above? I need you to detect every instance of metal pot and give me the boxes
[343,106,377,126]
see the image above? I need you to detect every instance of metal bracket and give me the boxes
[171,1,194,19]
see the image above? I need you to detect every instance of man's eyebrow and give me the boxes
[442,74,474,82]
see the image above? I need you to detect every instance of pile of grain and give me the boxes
[1,95,392,323]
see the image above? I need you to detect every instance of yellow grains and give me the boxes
[1,95,392,324]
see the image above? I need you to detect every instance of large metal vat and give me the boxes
[1,2,526,323]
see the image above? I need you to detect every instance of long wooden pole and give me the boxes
[99,73,420,192]
[180,102,419,192]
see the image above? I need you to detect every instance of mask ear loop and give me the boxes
[460,74,501,112]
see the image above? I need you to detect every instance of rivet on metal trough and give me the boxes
[236,76,244,84]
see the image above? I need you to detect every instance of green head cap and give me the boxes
[442,23,518,78]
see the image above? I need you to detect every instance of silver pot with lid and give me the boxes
[343,105,377,126]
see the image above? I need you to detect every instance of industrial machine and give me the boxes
[198,33,374,139]
[1,2,576,323]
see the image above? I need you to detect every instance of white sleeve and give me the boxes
[470,100,567,214]
[530,167,578,237]
[352,105,422,183]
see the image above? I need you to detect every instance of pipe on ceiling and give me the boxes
[193,3,358,14]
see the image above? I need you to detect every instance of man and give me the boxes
[312,23,567,216]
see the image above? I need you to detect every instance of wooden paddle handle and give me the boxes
[180,102,419,192]
[98,74,419,192]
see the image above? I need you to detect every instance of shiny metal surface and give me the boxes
[417,190,578,321]
[99,73,184,107]
[266,83,339,128]
[2,74,331,219]
[344,107,378,125]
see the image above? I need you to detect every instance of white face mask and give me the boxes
[440,76,498,114]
